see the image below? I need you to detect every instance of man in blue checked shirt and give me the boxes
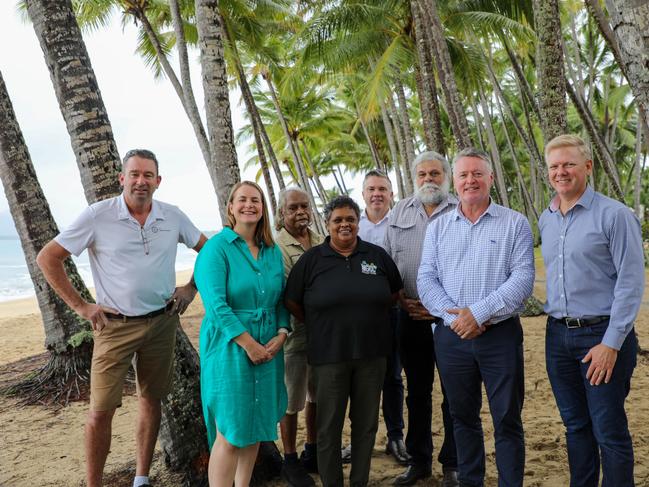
[540,134,643,487]
[417,148,534,487]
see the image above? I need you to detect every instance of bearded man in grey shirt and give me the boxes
[385,152,458,487]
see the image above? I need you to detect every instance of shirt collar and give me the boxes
[549,185,595,213]
[117,194,165,223]
[361,209,390,226]
[453,198,498,222]
[319,236,370,257]
[276,227,320,247]
[221,226,240,244]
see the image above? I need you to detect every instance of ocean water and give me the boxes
[0,236,200,303]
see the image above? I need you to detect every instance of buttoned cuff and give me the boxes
[469,302,491,327]
[602,326,626,351]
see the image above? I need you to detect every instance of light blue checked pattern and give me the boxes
[417,202,535,327]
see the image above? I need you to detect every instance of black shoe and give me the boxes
[281,459,315,487]
[385,439,411,465]
[299,446,318,474]
[441,469,459,487]
[393,464,432,486]
[341,444,352,464]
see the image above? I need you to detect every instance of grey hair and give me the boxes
[411,151,451,181]
[274,186,310,231]
[362,169,392,190]
[451,147,493,174]
[323,195,360,223]
[122,149,159,173]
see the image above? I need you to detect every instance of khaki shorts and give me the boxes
[90,312,178,411]
[284,350,316,415]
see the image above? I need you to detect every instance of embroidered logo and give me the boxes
[361,260,378,275]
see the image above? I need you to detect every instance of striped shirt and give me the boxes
[383,195,457,298]
[417,201,535,327]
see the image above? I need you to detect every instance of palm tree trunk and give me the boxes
[566,81,623,200]
[477,87,509,207]
[411,0,446,154]
[357,108,384,171]
[25,0,121,204]
[634,111,644,219]
[167,0,212,166]
[533,0,568,142]
[380,101,406,198]
[604,0,649,129]
[502,38,542,122]
[300,139,328,204]
[195,0,241,222]
[387,95,413,196]
[0,69,95,405]
[418,0,472,148]
[394,80,416,192]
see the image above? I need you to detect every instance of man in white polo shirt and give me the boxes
[37,149,207,487]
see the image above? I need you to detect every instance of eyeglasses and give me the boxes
[140,227,150,255]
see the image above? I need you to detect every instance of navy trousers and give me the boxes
[434,316,525,487]
[382,308,405,441]
[546,317,637,487]
[400,310,457,469]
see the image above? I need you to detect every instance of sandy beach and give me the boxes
[1,263,649,486]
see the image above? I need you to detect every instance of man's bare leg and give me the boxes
[86,408,116,487]
[135,396,162,476]
[280,413,298,454]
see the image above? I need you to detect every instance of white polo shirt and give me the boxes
[56,194,201,316]
[358,209,390,248]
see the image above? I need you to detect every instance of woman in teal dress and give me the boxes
[194,181,289,487]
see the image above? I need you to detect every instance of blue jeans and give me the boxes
[546,317,637,487]
[434,317,525,487]
[382,308,404,440]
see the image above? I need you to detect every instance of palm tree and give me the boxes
[0,69,95,405]
[25,0,122,204]
[604,0,649,129]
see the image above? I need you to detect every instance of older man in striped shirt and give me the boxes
[417,148,534,487]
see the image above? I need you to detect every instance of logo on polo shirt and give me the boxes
[361,260,378,275]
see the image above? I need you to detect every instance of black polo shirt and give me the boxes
[285,236,403,365]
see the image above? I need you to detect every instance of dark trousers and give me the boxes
[312,357,387,487]
[400,311,457,469]
[546,317,637,487]
[383,308,404,440]
[434,317,525,487]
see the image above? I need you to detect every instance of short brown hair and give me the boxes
[545,134,592,161]
[226,181,274,248]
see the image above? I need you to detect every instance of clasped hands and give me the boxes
[448,307,485,340]
[243,333,287,365]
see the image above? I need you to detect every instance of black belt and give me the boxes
[105,304,171,322]
[550,315,609,329]
[483,315,519,332]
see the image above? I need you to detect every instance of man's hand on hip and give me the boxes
[77,302,109,332]
[167,284,197,315]
[583,343,618,385]
[448,307,483,340]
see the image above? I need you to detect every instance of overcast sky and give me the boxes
[0,3,255,235]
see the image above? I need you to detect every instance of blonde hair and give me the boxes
[226,181,275,248]
[545,134,592,161]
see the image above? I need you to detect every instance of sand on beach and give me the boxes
[1,265,649,486]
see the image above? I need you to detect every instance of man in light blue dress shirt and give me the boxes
[417,148,534,487]
[540,134,643,487]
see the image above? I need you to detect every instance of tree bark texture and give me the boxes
[380,101,406,198]
[0,70,92,353]
[411,0,446,154]
[533,0,568,142]
[195,0,241,223]
[418,0,472,149]
[25,0,121,204]
[605,0,649,129]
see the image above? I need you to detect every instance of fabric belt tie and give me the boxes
[550,315,609,329]
[105,303,171,322]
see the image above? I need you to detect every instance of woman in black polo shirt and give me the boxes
[285,195,403,487]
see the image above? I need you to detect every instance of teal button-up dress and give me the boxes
[194,227,289,448]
